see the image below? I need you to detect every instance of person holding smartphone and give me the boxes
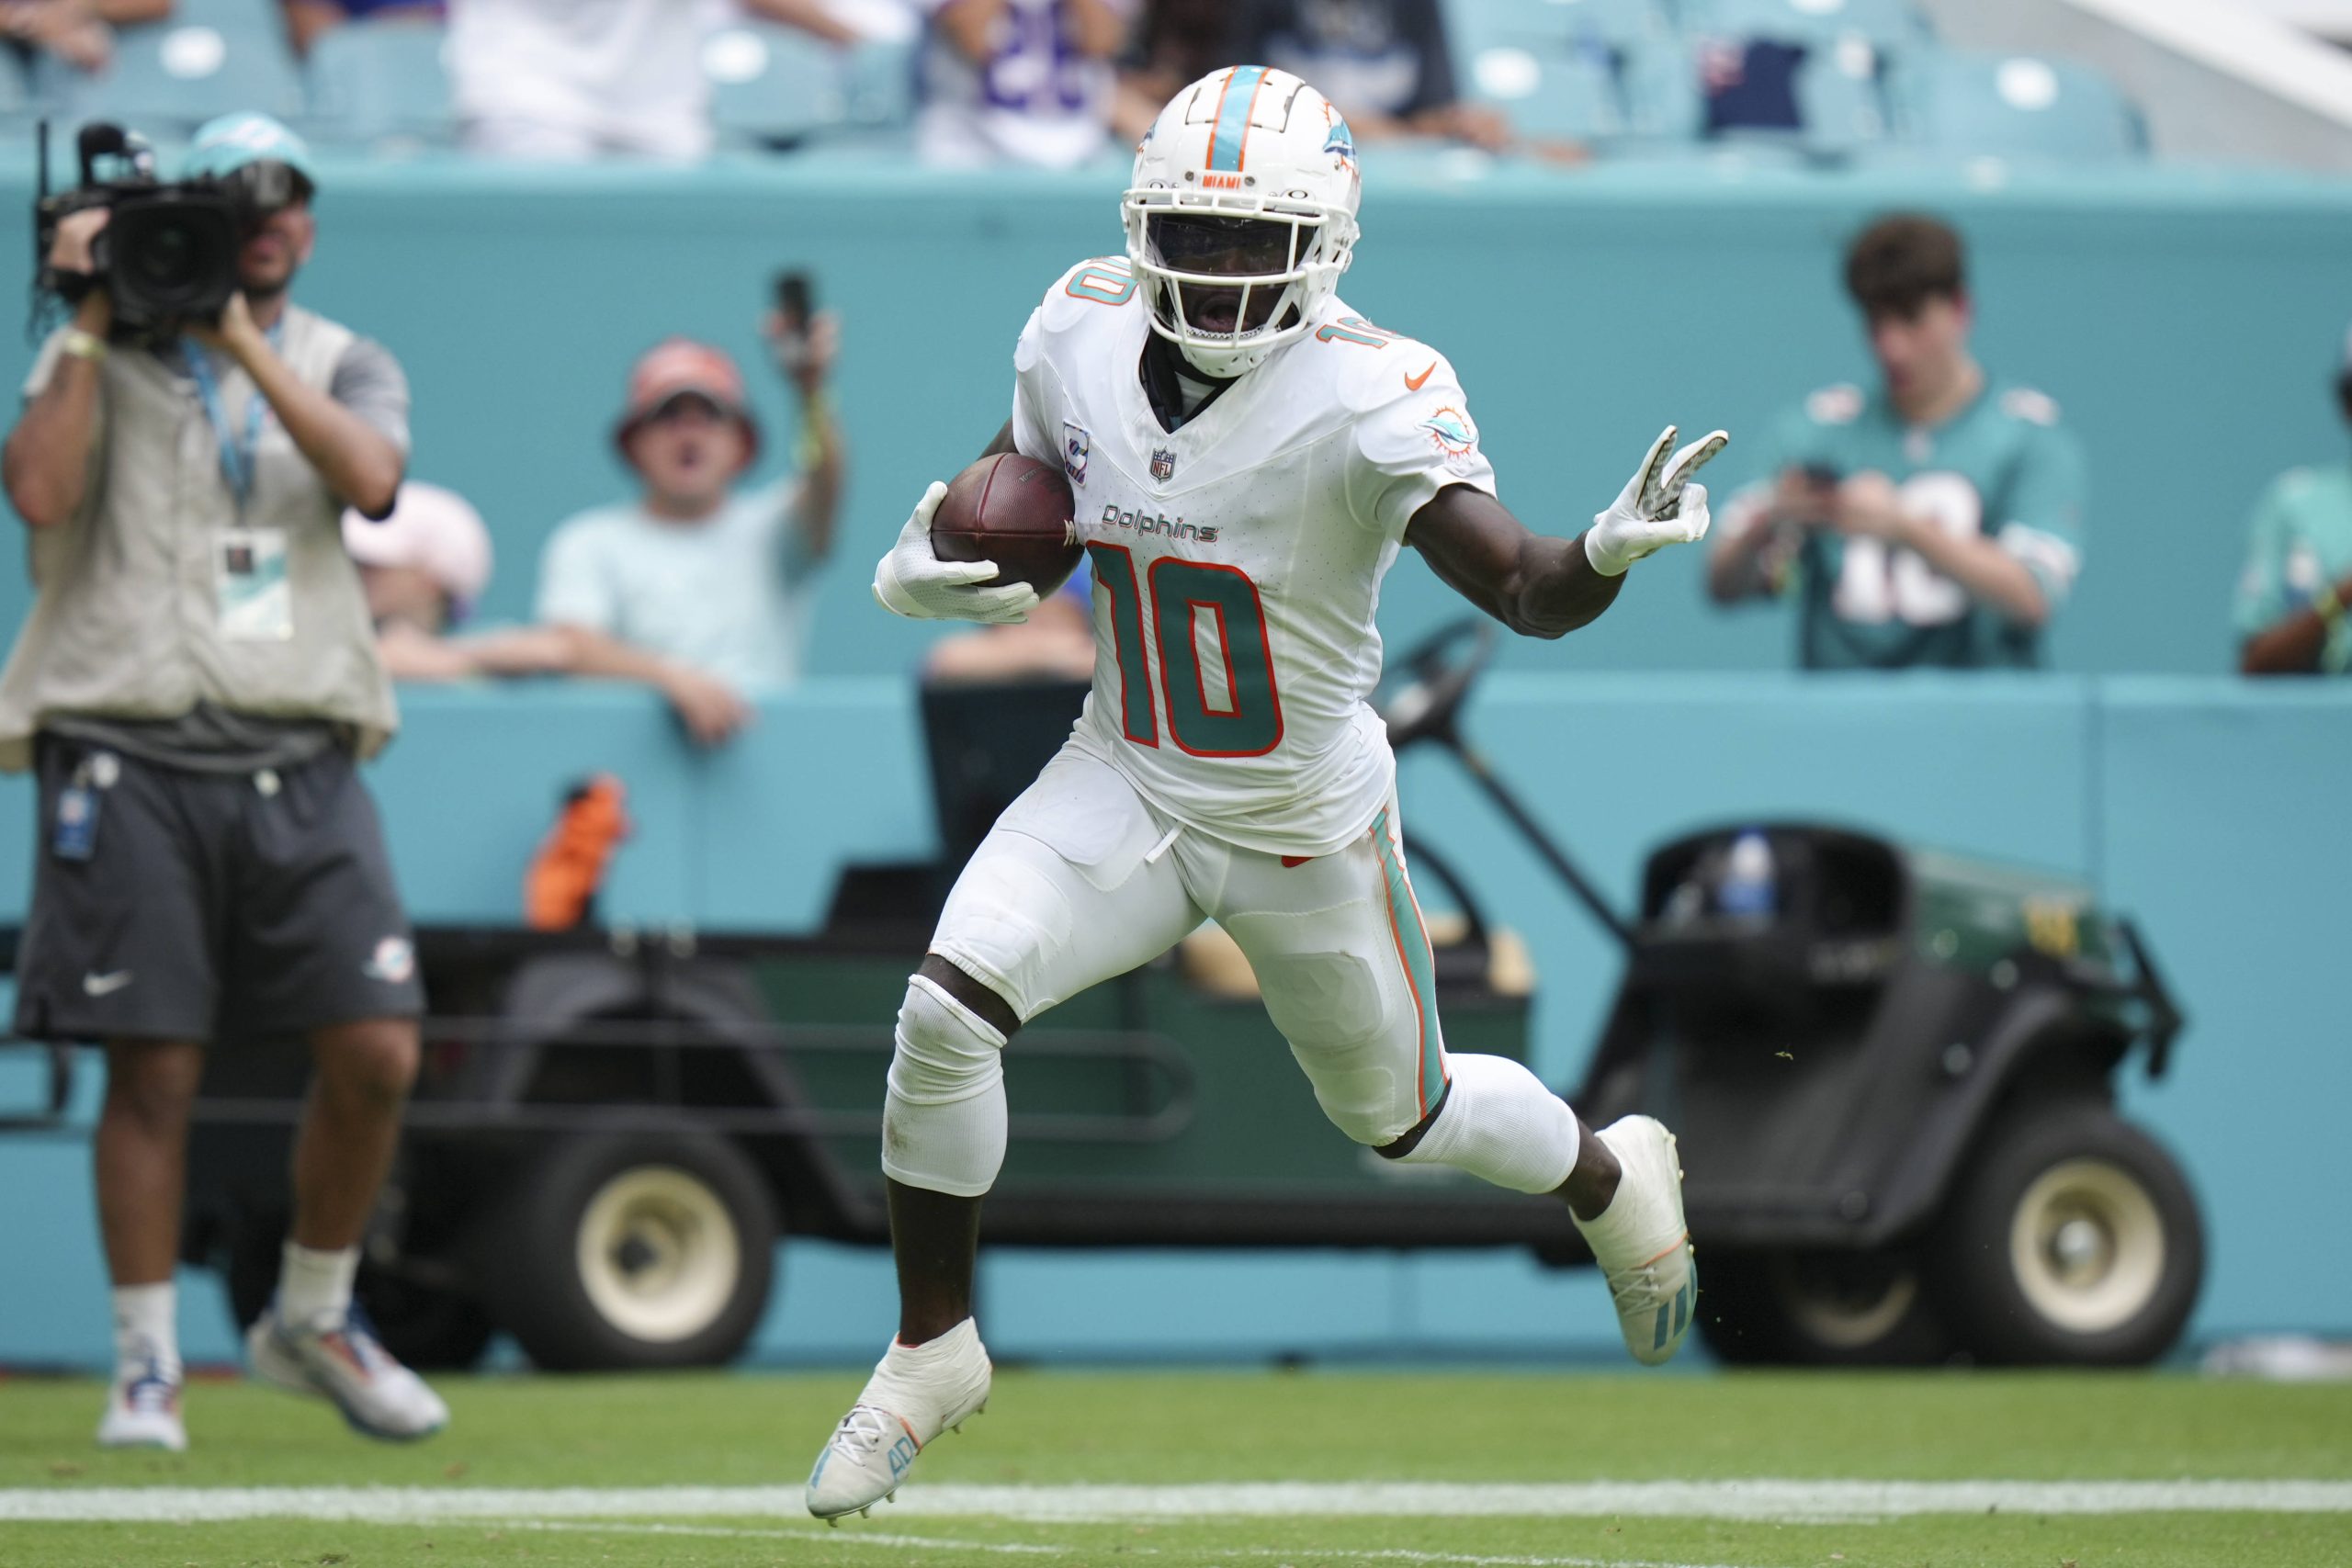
[1707,213,2086,670]
[532,279,844,736]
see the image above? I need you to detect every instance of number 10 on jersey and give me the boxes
[1086,542,1283,757]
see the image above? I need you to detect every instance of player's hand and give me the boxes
[873,480,1040,626]
[1584,424,1728,577]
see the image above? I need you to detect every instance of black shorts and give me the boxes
[14,737,424,1043]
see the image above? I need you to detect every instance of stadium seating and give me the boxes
[705,22,848,149]
[1888,50,2148,164]
[301,21,455,150]
[1451,0,1702,145]
[1679,0,1932,51]
[33,0,305,137]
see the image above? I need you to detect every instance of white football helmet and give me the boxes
[1123,65,1363,378]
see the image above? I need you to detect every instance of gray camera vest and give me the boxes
[0,304,398,772]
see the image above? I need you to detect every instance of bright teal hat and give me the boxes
[182,112,318,189]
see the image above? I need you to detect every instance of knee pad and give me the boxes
[1389,1053,1579,1195]
[881,973,1010,1199]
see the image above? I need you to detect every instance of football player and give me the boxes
[1706,212,2086,669]
[809,65,1724,1519]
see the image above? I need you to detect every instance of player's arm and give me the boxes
[1407,486,1622,638]
[978,419,1017,458]
[1410,425,1726,638]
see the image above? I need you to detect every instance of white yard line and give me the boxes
[3,1479,2350,1525]
[500,1518,1747,1568]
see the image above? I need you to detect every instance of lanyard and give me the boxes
[177,322,283,510]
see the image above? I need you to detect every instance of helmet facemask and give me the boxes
[1122,190,1351,378]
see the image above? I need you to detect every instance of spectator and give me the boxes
[280,0,443,60]
[1111,0,1230,145]
[2,0,171,73]
[535,321,844,731]
[2235,325,2352,676]
[922,559,1095,683]
[346,482,762,745]
[448,0,855,162]
[1707,213,2086,670]
[1231,0,1509,152]
[0,113,446,1453]
[917,0,1134,168]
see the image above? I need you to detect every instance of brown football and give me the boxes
[931,453,1082,597]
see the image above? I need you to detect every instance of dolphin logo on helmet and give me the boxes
[1123,65,1363,380]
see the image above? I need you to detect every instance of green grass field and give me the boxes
[5,1370,2348,1567]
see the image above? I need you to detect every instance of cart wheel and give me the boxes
[1929,1102,2202,1366]
[481,1127,777,1371]
[1697,1248,1951,1365]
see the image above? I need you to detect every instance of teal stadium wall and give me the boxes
[1,154,2349,1366]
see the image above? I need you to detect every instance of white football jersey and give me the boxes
[1011,255,1498,858]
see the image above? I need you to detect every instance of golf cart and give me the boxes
[1379,618,2202,1366]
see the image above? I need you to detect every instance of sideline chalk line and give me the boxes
[5,1479,2350,1525]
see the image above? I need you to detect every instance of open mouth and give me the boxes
[1190,291,1244,335]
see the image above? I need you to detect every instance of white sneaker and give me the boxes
[1574,1114,1697,1366]
[807,1318,991,1521]
[96,1359,186,1451]
[246,1303,448,1441]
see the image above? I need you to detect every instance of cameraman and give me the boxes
[0,114,447,1452]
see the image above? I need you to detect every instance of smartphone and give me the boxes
[775,271,814,333]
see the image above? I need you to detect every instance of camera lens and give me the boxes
[132,220,197,289]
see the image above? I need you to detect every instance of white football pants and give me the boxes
[881,742,1582,1198]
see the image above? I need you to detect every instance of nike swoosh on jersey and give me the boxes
[1405,364,1436,391]
[82,970,134,997]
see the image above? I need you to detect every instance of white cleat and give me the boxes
[1575,1114,1697,1366]
[246,1303,449,1441]
[96,1359,187,1451]
[808,1318,991,1521]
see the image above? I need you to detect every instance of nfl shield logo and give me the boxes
[1150,446,1177,482]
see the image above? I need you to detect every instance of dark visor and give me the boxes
[1148,213,1299,277]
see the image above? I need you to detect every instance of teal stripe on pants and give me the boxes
[1373,808,1446,1117]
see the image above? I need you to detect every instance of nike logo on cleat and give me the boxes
[82,970,133,997]
[1405,363,1436,391]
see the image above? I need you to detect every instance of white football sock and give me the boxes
[277,1242,360,1330]
[111,1281,180,1379]
[1391,1052,1580,1194]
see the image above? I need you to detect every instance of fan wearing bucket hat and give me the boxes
[532,316,843,741]
[1,112,448,1454]
[2237,325,2352,675]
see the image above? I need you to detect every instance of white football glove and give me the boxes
[872,480,1039,625]
[1583,424,1731,577]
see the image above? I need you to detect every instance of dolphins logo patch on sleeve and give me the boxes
[1419,408,1476,457]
